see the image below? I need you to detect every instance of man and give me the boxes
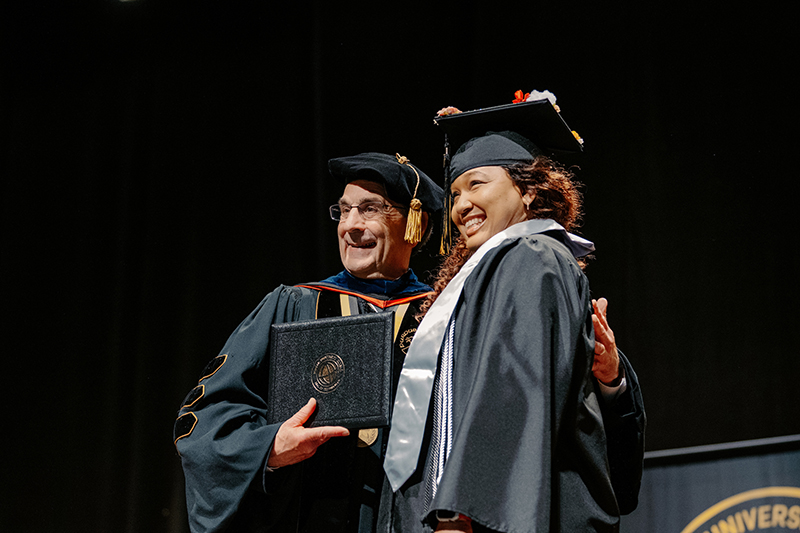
[174,152,444,532]
[174,152,642,532]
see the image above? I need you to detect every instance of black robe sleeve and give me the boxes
[427,235,622,533]
[599,350,646,515]
[174,285,318,533]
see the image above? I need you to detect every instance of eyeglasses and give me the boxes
[329,201,406,221]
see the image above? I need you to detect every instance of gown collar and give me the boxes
[319,269,432,297]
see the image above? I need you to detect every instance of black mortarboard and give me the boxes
[433,95,584,252]
[435,97,583,176]
[328,152,444,245]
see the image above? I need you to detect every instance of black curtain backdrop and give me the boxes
[3,1,797,532]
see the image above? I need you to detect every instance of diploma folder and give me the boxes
[268,312,394,429]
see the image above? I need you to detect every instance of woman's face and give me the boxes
[450,166,533,252]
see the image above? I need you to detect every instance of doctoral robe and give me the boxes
[174,270,432,533]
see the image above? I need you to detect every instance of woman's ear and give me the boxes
[522,190,536,210]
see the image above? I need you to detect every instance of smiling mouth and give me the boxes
[350,242,377,249]
[464,218,485,234]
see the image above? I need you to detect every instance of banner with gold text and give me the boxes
[621,437,800,533]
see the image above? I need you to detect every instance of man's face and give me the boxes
[337,180,415,280]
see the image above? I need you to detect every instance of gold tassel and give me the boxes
[396,153,423,245]
[439,146,452,255]
[439,194,452,255]
[405,198,423,245]
[439,190,451,254]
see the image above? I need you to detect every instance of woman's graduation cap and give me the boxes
[433,91,584,252]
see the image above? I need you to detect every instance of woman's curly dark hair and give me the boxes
[416,156,584,319]
[505,158,583,232]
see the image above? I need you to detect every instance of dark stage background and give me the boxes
[3,1,797,532]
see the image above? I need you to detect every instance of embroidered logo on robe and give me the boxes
[357,428,379,448]
[312,353,345,393]
[398,327,417,355]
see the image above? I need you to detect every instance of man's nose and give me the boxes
[339,208,367,231]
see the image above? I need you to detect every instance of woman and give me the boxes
[382,95,645,532]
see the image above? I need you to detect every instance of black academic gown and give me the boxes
[174,273,432,533]
[174,260,644,533]
[383,233,645,532]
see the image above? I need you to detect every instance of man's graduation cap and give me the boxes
[328,152,444,245]
[433,93,584,252]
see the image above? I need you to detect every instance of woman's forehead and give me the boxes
[451,166,507,188]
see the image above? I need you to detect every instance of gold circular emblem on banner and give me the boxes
[680,486,800,533]
[357,428,379,448]
[311,353,345,393]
